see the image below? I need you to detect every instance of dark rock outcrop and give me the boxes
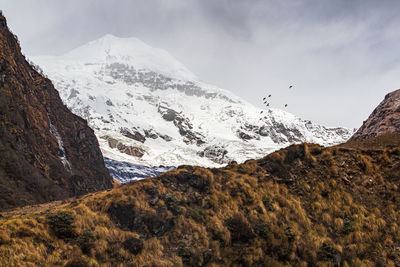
[102,135,146,158]
[120,128,146,143]
[102,62,237,103]
[0,13,113,210]
[158,105,205,145]
[351,89,400,140]
[197,145,230,164]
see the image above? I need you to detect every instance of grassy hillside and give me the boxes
[1,136,400,266]
[340,132,400,150]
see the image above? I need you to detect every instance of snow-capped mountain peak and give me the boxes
[32,35,354,182]
[60,34,197,80]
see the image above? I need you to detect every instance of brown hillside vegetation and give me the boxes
[1,135,400,266]
[342,132,400,150]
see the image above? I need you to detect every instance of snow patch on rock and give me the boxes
[46,111,72,172]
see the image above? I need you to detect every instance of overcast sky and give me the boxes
[1,0,400,128]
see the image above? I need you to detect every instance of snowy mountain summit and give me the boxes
[64,34,197,80]
[33,34,354,174]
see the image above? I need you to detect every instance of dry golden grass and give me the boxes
[1,136,400,266]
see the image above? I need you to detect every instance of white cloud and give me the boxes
[1,0,399,128]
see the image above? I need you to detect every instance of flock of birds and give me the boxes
[259,85,294,120]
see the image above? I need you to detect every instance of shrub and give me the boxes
[333,218,344,232]
[359,155,374,174]
[303,144,317,165]
[317,241,341,265]
[379,150,391,165]
[262,194,275,211]
[226,214,255,242]
[268,151,284,164]
[178,243,191,263]
[320,151,335,166]
[321,213,332,226]
[189,209,205,222]
[122,237,143,255]
[15,226,35,237]
[0,230,9,244]
[164,193,180,207]
[391,147,400,156]
[77,230,95,254]
[47,211,76,239]
[164,193,183,214]
[64,257,91,267]
[284,225,296,243]
[342,218,353,235]
[330,165,339,176]
[257,223,270,239]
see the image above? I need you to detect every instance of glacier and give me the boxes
[32,34,354,182]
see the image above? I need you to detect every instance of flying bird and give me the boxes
[285,104,288,107]
[268,94,271,97]
[289,85,293,89]
[260,111,263,114]
[263,97,266,100]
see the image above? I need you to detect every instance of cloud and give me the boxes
[1,0,400,128]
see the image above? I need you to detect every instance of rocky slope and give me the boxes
[32,35,354,182]
[351,89,400,140]
[1,135,400,266]
[0,13,113,211]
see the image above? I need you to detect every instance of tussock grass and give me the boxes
[1,136,400,265]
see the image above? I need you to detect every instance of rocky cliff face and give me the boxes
[351,89,400,140]
[0,13,113,210]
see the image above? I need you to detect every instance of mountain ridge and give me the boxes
[351,89,400,140]
[32,35,354,182]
